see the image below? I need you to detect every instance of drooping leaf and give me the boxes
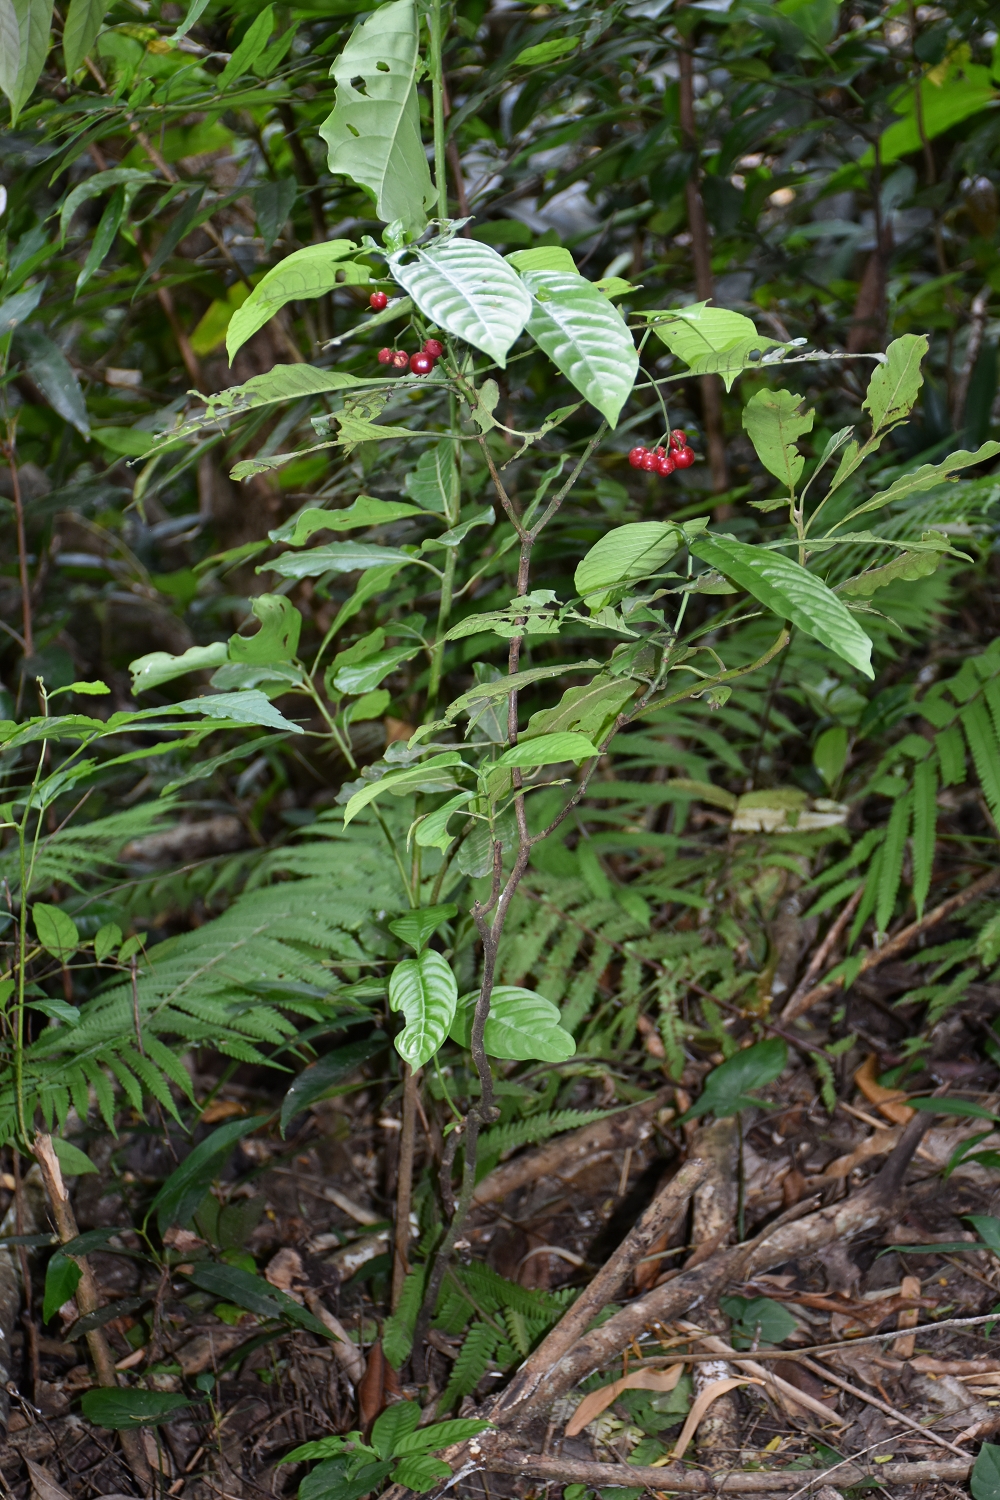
[840,547,945,596]
[689,535,874,678]
[388,949,459,1067]
[449,986,575,1063]
[270,498,422,545]
[862,334,927,432]
[412,792,475,853]
[76,185,126,294]
[279,1033,386,1136]
[679,1039,787,1121]
[342,753,464,825]
[43,1250,81,1323]
[387,904,457,955]
[404,441,460,518]
[12,327,90,437]
[254,177,297,250]
[0,284,44,336]
[228,594,302,665]
[841,442,1000,520]
[741,388,813,492]
[62,0,104,76]
[149,1115,267,1231]
[2,0,54,123]
[183,1262,330,1335]
[81,1388,193,1429]
[33,903,80,959]
[52,1139,97,1175]
[226,242,365,360]
[130,643,229,694]
[495,731,599,768]
[520,268,638,427]
[266,542,418,581]
[318,0,433,235]
[390,238,532,368]
[575,522,681,608]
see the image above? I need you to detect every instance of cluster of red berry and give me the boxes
[367,290,444,376]
[628,430,695,474]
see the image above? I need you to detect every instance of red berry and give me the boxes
[409,351,434,375]
[640,451,658,472]
[392,350,410,370]
[423,338,444,358]
[657,452,676,475]
[669,429,688,450]
[628,446,647,468]
[673,445,695,468]
[369,290,389,311]
[377,347,393,365]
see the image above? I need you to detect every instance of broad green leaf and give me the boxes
[175,691,304,733]
[413,792,474,852]
[514,36,578,65]
[254,177,297,250]
[184,1263,330,1335]
[333,646,418,694]
[372,1400,421,1459]
[81,1388,192,1429]
[524,675,636,743]
[679,1038,787,1122]
[972,1442,1000,1500]
[217,4,273,88]
[12,327,89,437]
[150,1116,267,1231]
[33,902,80,958]
[444,589,559,642]
[404,441,460,518]
[390,238,531,368]
[648,303,776,366]
[27,996,80,1025]
[43,1250,81,1323]
[93,922,122,962]
[840,549,944,597]
[188,366,366,429]
[742,388,813,491]
[689,535,874,679]
[841,442,1000,520]
[445,662,601,725]
[266,542,419,581]
[863,334,927,432]
[0,0,21,108]
[721,1295,797,1347]
[422,505,494,551]
[270,497,422,544]
[226,241,365,360]
[520,268,638,427]
[812,725,847,787]
[393,1418,492,1455]
[507,246,577,274]
[388,950,459,1067]
[968,1216,1000,1256]
[449,986,575,1062]
[336,411,416,448]
[865,70,998,171]
[685,337,785,392]
[2,0,53,122]
[279,1034,386,1135]
[130,642,228,694]
[52,1139,97,1175]
[392,1458,451,1493]
[495,731,599,767]
[0,284,44,336]
[62,0,105,76]
[574,522,681,608]
[319,0,433,236]
[343,752,464,825]
[388,903,457,955]
[229,594,302,665]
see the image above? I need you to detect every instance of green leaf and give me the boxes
[972,1442,1000,1500]
[907,1097,1000,1122]
[863,334,927,432]
[524,675,636,743]
[318,0,433,236]
[876,789,911,933]
[43,1250,81,1322]
[218,4,273,87]
[741,388,813,492]
[685,338,784,392]
[840,548,945,596]
[271,498,422,544]
[391,1457,452,1493]
[334,646,418,695]
[254,177,297,250]
[1,0,53,122]
[648,303,776,367]
[679,1039,788,1122]
[12,327,89,437]
[266,542,418,581]
[413,792,474,853]
[0,284,44,337]
[226,241,365,360]
[81,1388,192,1429]
[382,1266,426,1369]
[93,922,122,962]
[812,725,847,788]
[840,442,1000,520]
[150,1115,267,1232]
[62,0,104,74]
[506,246,577,274]
[689,535,874,679]
[33,902,79,958]
[574,522,681,608]
[720,1295,797,1347]
[189,366,366,430]
[279,1033,386,1136]
[372,1400,421,1459]
[450,986,575,1062]
[129,643,229,694]
[343,752,463,825]
[445,662,601,726]
[52,1139,97,1175]
[514,35,578,65]
[59,168,153,241]
[969,1216,1000,1256]
[495,731,599,768]
[388,903,457,955]
[177,690,304,734]
[229,594,302,665]
[388,949,458,1067]
[390,238,531,368]
[422,505,495,551]
[520,268,638,427]
[393,1418,492,1456]
[404,441,460,518]
[184,1261,330,1335]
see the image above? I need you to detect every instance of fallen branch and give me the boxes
[781,866,1000,1022]
[796,1354,973,1458]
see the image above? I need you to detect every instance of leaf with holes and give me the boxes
[520,268,638,427]
[388,950,458,1067]
[689,535,873,678]
[228,594,302,665]
[390,238,531,367]
[863,334,927,432]
[227,242,367,360]
[318,0,432,235]
[742,388,814,491]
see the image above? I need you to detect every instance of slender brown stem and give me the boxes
[4,439,34,659]
[392,1065,419,1310]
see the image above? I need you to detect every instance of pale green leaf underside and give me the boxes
[495,731,599,767]
[521,268,638,427]
[390,238,531,368]
[690,535,874,678]
[575,521,681,607]
[389,950,458,1067]
[649,303,772,366]
[227,241,367,360]
[318,0,432,235]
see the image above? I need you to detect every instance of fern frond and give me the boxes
[438,1324,498,1413]
[875,790,912,934]
[478,1107,615,1162]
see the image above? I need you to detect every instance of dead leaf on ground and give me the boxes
[565,1363,684,1436]
[854,1055,914,1124]
[670,1377,764,1461]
